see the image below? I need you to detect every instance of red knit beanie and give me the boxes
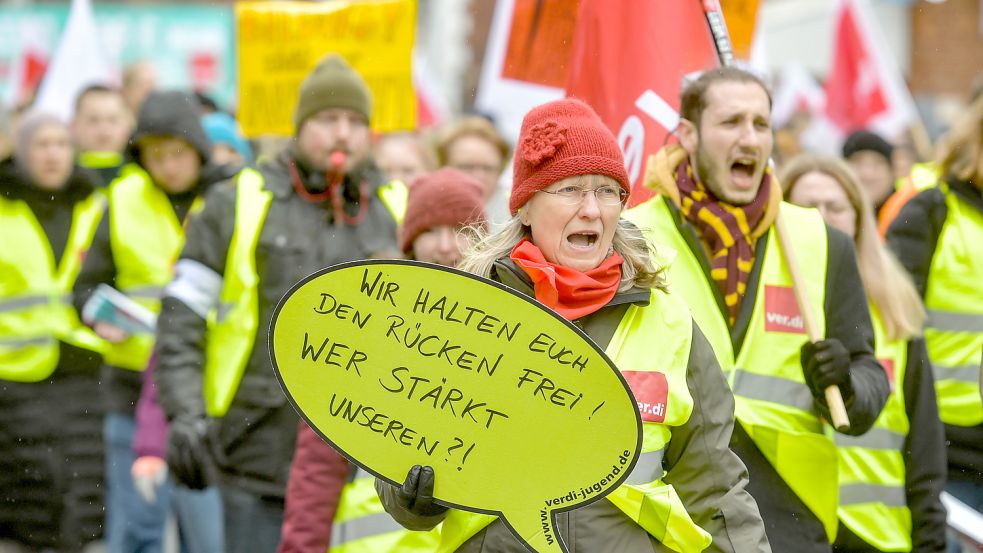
[510,98,629,215]
[400,168,488,253]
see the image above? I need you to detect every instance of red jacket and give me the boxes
[277,421,350,553]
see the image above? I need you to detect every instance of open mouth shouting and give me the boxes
[566,230,599,251]
[730,157,759,191]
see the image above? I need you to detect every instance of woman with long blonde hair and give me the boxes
[377,98,771,552]
[783,154,946,553]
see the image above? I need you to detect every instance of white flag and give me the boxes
[34,0,115,121]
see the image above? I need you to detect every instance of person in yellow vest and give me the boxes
[377,98,771,552]
[73,90,237,552]
[71,84,133,187]
[877,162,940,238]
[0,111,108,551]
[277,168,487,553]
[887,94,983,550]
[783,154,947,552]
[624,67,890,553]
[153,54,402,553]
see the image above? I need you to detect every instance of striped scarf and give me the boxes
[675,158,772,325]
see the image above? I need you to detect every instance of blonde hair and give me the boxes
[435,116,511,171]
[780,154,925,340]
[936,94,983,183]
[459,175,665,292]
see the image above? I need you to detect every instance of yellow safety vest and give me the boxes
[203,170,406,417]
[924,185,983,427]
[378,180,408,226]
[627,198,840,540]
[105,166,203,370]
[833,308,911,551]
[0,191,107,382]
[438,288,711,553]
[329,467,441,553]
[79,151,123,171]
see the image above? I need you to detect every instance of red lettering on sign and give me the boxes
[621,371,668,423]
[764,285,806,334]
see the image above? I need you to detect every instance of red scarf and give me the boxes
[675,157,771,325]
[510,239,624,321]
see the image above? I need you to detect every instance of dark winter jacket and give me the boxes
[72,90,232,415]
[155,148,400,499]
[377,258,772,553]
[277,422,350,553]
[886,178,983,481]
[0,159,106,549]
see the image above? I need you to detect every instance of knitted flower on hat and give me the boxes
[521,122,568,165]
[509,98,630,215]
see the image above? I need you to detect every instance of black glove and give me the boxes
[166,416,212,490]
[396,465,448,518]
[800,338,854,403]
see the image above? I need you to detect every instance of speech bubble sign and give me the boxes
[270,260,641,553]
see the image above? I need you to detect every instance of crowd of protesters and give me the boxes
[0,51,981,553]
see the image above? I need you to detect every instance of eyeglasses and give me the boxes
[536,184,628,206]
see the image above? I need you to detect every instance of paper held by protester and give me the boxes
[270,260,642,553]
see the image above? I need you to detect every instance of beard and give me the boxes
[693,138,761,206]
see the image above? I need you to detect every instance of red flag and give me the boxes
[823,0,915,138]
[565,0,724,206]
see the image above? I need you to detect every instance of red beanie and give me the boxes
[510,98,629,215]
[400,168,488,253]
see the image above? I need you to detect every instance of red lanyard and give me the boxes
[288,159,369,227]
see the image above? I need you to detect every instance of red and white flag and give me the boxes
[564,0,724,205]
[4,21,51,109]
[823,0,915,139]
[34,0,115,121]
[772,64,826,129]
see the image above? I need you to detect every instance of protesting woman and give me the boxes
[0,111,107,551]
[376,99,771,553]
[783,154,947,553]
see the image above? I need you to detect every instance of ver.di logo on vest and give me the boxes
[764,285,806,334]
[621,371,669,423]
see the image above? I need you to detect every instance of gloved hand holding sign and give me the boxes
[270,261,642,553]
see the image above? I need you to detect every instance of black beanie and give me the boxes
[129,91,211,163]
[842,130,893,165]
[294,54,372,131]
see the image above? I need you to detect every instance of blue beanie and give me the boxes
[201,112,253,163]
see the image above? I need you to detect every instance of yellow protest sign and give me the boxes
[270,261,642,553]
[237,0,416,137]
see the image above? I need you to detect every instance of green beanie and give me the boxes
[294,54,372,131]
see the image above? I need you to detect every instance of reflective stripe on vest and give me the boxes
[924,186,983,426]
[106,167,201,370]
[0,191,107,382]
[329,467,441,552]
[378,180,408,225]
[627,198,841,541]
[439,288,711,553]
[834,309,911,551]
[202,168,271,417]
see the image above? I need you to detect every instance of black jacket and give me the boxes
[653,197,889,553]
[72,161,238,414]
[0,158,106,549]
[155,149,399,499]
[73,90,229,415]
[886,178,983,481]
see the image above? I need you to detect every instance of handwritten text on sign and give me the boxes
[270,261,641,553]
[236,0,416,137]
